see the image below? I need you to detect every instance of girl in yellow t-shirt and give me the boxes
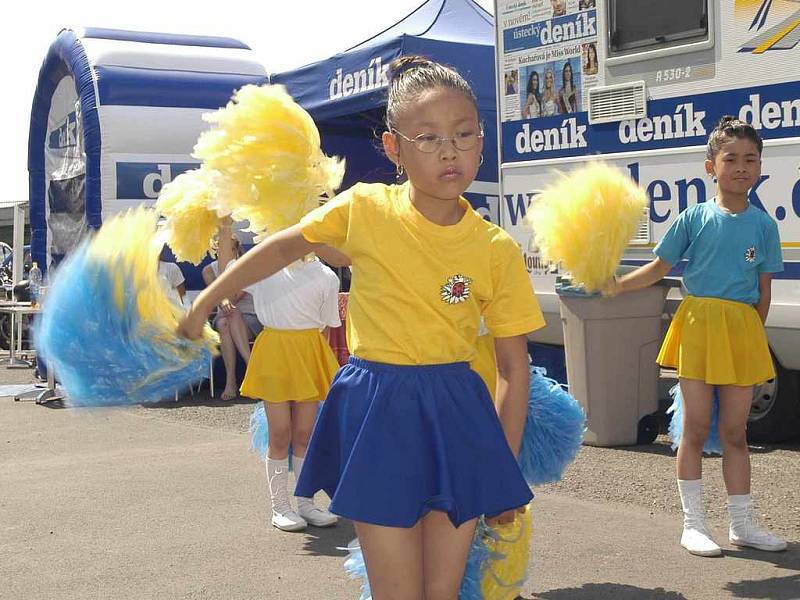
[179,56,544,599]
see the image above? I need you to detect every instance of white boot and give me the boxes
[728,494,787,552]
[266,457,307,532]
[293,455,337,527]
[678,479,722,556]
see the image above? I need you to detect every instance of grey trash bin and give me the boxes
[558,281,673,446]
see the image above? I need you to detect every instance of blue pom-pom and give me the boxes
[249,403,269,460]
[34,243,211,407]
[666,384,722,455]
[518,366,586,485]
[342,539,372,600]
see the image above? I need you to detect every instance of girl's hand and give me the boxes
[219,299,235,315]
[599,276,620,297]
[177,306,209,340]
[485,506,526,527]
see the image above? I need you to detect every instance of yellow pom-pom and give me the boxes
[481,504,532,599]
[156,167,224,265]
[89,207,219,351]
[524,162,648,291]
[194,84,345,240]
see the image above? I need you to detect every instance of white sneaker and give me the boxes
[728,496,787,552]
[297,499,338,527]
[730,520,787,552]
[681,526,722,557]
[271,509,308,532]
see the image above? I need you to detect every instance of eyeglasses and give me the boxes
[391,128,484,153]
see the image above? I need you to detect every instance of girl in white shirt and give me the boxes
[241,257,342,533]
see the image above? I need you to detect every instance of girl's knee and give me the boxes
[269,426,292,452]
[682,421,711,447]
[424,580,460,600]
[719,425,747,450]
[292,425,314,449]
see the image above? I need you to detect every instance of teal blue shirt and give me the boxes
[654,200,783,304]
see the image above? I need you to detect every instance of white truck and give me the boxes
[493,0,800,441]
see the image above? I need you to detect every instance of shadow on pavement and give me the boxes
[529,583,688,599]
[725,574,800,599]
[301,518,357,558]
[725,543,800,570]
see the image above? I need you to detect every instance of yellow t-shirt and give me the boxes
[299,182,545,365]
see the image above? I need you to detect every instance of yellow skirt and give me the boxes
[240,328,340,403]
[657,296,774,386]
[470,333,497,403]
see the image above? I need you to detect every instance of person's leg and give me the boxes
[719,385,787,551]
[289,401,318,458]
[718,384,752,495]
[265,401,306,531]
[421,511,478,600]
[215,315,238,401]
[355,520,424,600]
[676,378,714,481]
[228,308,252,363]
[675,378,720,556]
[291,401,337,527]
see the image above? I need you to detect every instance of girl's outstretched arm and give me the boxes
[315,245,352,268]
[755,272,773,324]
[178,225,316,339]
[607,257,673,295]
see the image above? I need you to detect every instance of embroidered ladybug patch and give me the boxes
[441,274,472,304]
[745,246,756,263]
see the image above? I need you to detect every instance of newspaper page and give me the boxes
[498,0,598,123]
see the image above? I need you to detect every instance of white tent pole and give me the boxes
[12,202,26,285]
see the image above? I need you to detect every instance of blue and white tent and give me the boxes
[271,0,499,222]
[28,28,268,274]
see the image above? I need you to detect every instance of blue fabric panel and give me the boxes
[95,66,267,108]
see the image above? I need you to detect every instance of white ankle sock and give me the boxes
[678,479,705,529]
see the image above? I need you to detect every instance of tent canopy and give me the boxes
[271,0,498,195]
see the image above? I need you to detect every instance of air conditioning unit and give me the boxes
[588,81,647,124]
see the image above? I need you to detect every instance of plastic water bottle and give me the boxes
[29,262,42,306]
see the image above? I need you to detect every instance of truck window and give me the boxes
[608,0,709,56]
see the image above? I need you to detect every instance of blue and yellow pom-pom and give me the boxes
[460,506,533,600]
[34,208,218,407]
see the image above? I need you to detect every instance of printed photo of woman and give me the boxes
[522,69,542,119]
[582,42,598,76]
[558,60,579,114]
[541,67,559,117]
[550,0,567,17]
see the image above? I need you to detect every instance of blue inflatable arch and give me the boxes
[28,27,268,281]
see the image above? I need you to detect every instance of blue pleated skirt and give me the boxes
[294,357,533,528]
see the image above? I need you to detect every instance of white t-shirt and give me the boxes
[210,259,256,315]
[158,261,184,305]
[245,259,341,330]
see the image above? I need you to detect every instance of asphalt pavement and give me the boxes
[1,382,797,600]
